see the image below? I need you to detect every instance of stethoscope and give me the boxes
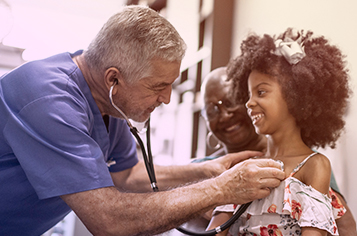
[109,82,251,235]
[109,81,158,191]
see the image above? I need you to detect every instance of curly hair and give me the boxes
[228,28,351,149]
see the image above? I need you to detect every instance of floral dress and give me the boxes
[215,153,346,236]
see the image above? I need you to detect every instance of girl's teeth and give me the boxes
[252,114,264,123]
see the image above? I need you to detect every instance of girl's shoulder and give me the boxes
[302,152,331,173]
[299,152,331,194]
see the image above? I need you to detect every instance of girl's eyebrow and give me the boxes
[252,82,272,90]
[256,82,271,87]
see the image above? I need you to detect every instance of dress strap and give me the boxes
[289,152,318,177]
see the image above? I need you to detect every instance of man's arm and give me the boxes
[61,181,220,236]
[111,151,263,192]
[61,157,285,236]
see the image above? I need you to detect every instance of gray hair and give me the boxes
[85,5,186,83]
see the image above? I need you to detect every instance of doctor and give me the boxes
[0,5,285,236]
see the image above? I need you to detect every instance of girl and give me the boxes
[207,28,350,235]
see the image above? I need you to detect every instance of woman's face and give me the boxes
[203,70,259,150]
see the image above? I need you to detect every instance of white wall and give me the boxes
[232,0,357,216]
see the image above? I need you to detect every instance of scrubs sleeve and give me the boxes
[107,117,138,172]
[4,94,114,199]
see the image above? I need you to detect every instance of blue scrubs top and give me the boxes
[0,51,138,235]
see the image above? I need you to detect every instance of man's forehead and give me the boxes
[140,73,177,88]
[145,60,180,79]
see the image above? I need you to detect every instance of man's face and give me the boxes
[114,60,181,122]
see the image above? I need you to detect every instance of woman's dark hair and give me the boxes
[228,28,351,149]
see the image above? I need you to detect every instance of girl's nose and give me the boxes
[245,97,254,109]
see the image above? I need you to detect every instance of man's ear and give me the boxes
[104,67,122,94]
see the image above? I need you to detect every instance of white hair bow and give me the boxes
[273,39,305,65]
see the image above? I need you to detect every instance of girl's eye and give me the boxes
[257,90,266,96]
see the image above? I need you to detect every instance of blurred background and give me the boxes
[1,0,357,235]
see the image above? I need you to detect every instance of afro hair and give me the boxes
[228,28,351,149]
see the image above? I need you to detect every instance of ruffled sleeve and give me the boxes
[283,177,340,235]
[330,188,347,219]
[213,177,345,236]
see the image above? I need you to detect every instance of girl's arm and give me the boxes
[301,153,331,236]
[301,153,331,195]
[206,211,233,236]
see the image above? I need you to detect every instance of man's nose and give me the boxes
[158,85,172,104]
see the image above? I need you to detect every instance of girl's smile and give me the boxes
[246,70,295,136]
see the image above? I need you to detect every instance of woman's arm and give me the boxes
[206,211,233,236]
[332,191,357,236]
[302,227,326,236]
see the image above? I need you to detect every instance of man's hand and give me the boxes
[213,158,285,205]
[200,151,264,177]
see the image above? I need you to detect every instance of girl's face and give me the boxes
[245,70,296,135]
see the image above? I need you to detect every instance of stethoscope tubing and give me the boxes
[130,121,158,192]
[109,82,248,234]
[176,202,251,236]
[109,82,158,191]
[130,121,250,235]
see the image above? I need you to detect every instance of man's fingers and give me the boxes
[216,158,286,204]
[255,158,283,168]
[258,166,286,181]
[258,177,283,189]
[254,188,272,201]
[237,158,286,180]
[252,159,286,180]
[228,150,264,166]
